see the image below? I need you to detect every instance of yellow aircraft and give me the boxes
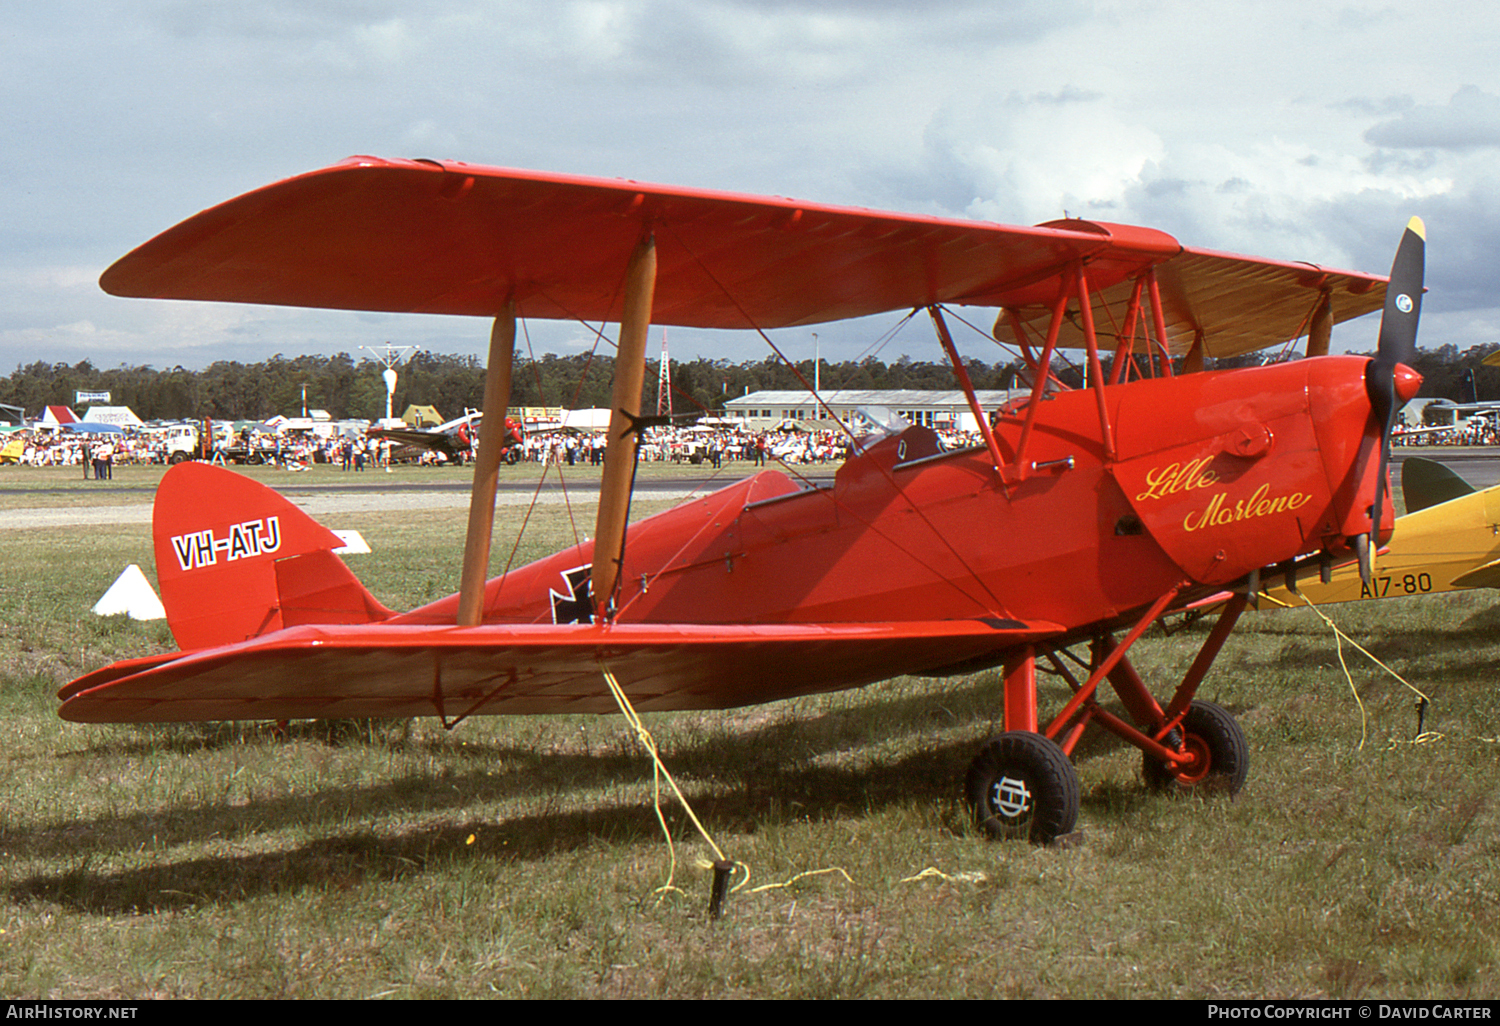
[0,437,23,464]
[1252,457,1500,607]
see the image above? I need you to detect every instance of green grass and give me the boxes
[2,468,1500,998]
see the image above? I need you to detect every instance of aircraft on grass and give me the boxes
[1249,457,1500,608]
[367,410,524,463]
[57,157,1424,844]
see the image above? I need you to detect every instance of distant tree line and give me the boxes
[2,341,1492,423]
[0,351,1028,422]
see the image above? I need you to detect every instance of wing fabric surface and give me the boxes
[101,156,1385,353]
[1056,248,1387,359]
[58,619,1061,724]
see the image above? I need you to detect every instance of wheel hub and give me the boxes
[990,774,1033,822]
[1172,733,1212,783]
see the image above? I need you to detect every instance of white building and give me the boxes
[722,389,1026,431]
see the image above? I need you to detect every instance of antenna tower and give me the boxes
[655,330,672,417]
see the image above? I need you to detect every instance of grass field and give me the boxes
[2,464,1499,998]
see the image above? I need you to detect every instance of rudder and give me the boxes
[153,462,393,650]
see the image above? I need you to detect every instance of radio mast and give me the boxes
[655,329,672,417]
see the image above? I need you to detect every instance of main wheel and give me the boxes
[1142,699,1248,794]
[965,731,1080,844]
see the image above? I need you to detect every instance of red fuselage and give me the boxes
[398,356,1399,652]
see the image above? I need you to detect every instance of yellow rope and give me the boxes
[595,662,875,903]
[745,866,856,894]
[899,866,989,884]
[598,661,739,900]
[1255,589,1433,750]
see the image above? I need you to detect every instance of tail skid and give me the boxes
[153,462,393,650]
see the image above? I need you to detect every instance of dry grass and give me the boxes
[2,467,1499,998]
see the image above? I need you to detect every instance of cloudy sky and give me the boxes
[4,1,1498,374]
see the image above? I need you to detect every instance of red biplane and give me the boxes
[58,157,1425,843]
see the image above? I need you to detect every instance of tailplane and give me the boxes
[153,462,394,650]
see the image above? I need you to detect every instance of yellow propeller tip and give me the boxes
[1406,216,1426,240]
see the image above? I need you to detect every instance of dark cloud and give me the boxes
[1330,95,1414,118]
[1313,181,1500,318]
[1365,85,1500,151]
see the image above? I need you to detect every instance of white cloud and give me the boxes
[4,0,1500,368]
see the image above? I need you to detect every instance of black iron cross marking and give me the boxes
[549,565,594,624]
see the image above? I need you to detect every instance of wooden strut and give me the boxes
[1306,290,1333,358]
[592,234,658,619]
[1182,329,1206,375]
[457,302,517,627]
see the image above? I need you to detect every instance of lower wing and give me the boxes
[58,618,1060,724]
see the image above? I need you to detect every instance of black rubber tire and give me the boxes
[1142,699,1249,794]
[168,451,189,465]
[965,731,1080,844]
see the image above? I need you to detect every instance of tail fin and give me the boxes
[153,462,394,650]
[1401,456,1475,514]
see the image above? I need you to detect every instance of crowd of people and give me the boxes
[0,431,150,470]
[1392,420,1500,447]
[13,415,1490,476]
[507,422,992,468]
[0,427,381,471]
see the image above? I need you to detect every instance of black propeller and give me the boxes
[1361,216,1426,582]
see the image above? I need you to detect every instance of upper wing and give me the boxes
[58,617,1060,724]
[1051,246,1387,359]
[101,156,1385,350]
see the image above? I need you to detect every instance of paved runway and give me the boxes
[1394,447,1500,490]
[6,450,1495,531]
[2,476,711,530]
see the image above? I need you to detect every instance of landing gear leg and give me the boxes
[1041,592,1250,799]
[964,645,1080,844]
